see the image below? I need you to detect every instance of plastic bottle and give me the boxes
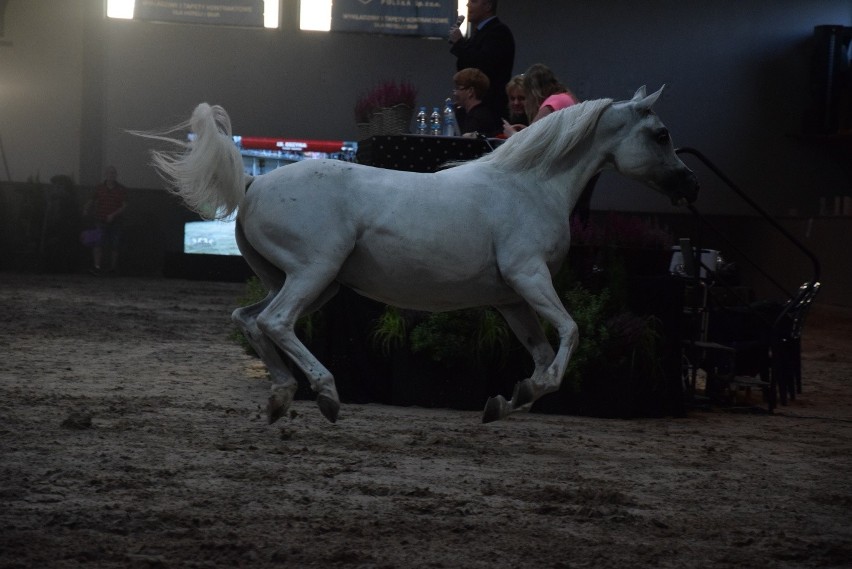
[429,107,441,136]
[442,98,458,137]
[415,107,428,135]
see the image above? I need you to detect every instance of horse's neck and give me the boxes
[546,139,607,211]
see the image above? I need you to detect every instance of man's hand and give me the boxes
[448,14,465,44]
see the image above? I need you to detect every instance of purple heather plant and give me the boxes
[354,80,418,123]
[570,212,673,250]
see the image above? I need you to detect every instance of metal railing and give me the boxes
[676,147,821,289]
[674,147,822,410]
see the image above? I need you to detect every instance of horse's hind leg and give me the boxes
[234,281,341,423]
[233,223,302,422]
[232,293,300,423]
[234,220,341,422]
[484,302,556,423]
[256,271,343,423]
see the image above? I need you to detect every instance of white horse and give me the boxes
[142,86,698,425]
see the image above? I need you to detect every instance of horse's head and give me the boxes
[603,86,699,206]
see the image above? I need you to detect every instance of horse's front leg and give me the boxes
[483,302,555,422]
[484,266,579,422]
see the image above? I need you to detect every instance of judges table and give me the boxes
[356,134,502,172]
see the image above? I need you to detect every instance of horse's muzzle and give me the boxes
[666,169,699,206]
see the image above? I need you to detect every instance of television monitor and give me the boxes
[182,137,357,256]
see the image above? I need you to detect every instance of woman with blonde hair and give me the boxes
[501,74,528,137]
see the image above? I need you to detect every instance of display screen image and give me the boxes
[184,214,240,256]
[182,136,357,256]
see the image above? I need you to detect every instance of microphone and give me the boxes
[449,14,465,43]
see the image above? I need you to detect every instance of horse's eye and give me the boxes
[655,129,670,145]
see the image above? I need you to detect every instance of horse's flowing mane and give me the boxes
[476,98,614,176]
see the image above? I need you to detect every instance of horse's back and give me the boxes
[255,158,466,196]
[242,159,491,225]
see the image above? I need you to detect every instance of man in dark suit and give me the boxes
[449,0,515,124]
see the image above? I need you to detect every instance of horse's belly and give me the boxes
[347,279,519,312]
[338,252,518,311]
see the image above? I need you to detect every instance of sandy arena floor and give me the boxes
[1,272,850,568]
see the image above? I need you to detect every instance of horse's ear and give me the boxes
[632,86,647,101]
[635,85,665,112]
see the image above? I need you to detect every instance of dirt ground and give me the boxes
[1,272,850,569]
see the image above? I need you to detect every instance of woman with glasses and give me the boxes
[452,68,501,138]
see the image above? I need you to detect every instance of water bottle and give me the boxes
[415,107,428,135]
[442,98,458,137]
[429,107,441,136]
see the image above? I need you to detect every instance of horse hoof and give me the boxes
[482,395,509,423]
[317,394,340,423]
[267,386,294,424]
[511,379,536,409]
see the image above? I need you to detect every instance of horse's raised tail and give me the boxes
[135,103,245,220]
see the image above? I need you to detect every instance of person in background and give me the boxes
[452,68,501,138]
[448,0,515,124]
[523,63,579,123]
[503,64,580,137]
[85,165,128,275]
[501,74,528,137]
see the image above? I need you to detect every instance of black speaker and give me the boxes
[807,25,852,134]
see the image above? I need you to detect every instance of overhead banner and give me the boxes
[331,0,456,37]
[135,0,265,28]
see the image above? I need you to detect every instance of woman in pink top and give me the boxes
[524,63,579,122]
[502,63,579,136]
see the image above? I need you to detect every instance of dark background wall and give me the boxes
[1,1,850,214]
[0,1,849,305]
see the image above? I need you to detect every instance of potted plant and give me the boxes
[368,306,521,410]
[535,283,671,418]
